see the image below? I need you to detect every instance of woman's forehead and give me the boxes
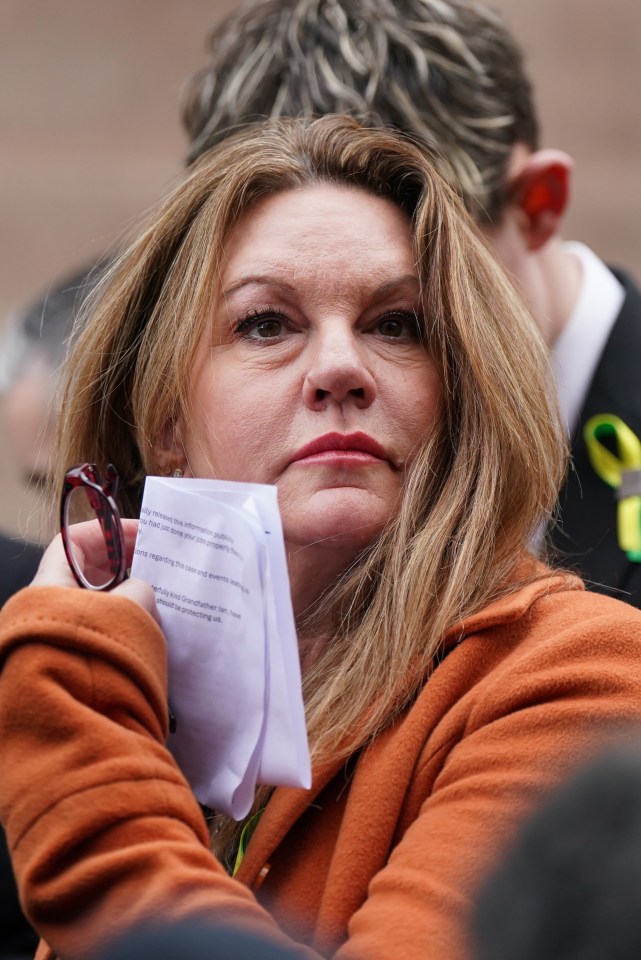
[218,183,416,281]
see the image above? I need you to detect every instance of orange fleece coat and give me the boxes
[2,572,641,960]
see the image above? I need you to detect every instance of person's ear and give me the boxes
[507,149,574,251]
[153,419,189,476]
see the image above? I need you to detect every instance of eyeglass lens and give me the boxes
[63,485,121,589]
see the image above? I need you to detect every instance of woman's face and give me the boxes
[178,183,442,553]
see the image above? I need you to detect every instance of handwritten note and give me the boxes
[131,476,311,819]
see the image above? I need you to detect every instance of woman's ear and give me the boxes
[507,149,574,251]
[153,420,188,476]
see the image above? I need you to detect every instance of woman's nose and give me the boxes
[302,323,377,411]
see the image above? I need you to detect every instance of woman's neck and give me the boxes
[286,540,358,669]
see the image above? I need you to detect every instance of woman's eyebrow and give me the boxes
[222,274,420,299]
[371,275,420,297]
[222,275,296,296]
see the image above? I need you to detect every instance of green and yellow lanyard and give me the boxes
[232,808,264,877]
[583,414,641,562]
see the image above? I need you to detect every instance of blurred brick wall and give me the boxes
[1,0,639,538]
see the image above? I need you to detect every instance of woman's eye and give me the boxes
[376,312,421,340]
[235,310,288,340]
[251,318,283,339]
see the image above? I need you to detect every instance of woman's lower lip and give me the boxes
[292,451,385,465]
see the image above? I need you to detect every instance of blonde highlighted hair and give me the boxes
[182,0,539,220]
[55,116,566,851]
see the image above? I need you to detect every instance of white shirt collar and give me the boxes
[551,242,625,437]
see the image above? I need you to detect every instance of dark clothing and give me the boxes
[0,534,42,608]
[99,920,301,960]
[472,745,641,960]
[0,831,38,959]
[550,270,641,609]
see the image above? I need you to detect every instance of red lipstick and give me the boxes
[290,432,388,466]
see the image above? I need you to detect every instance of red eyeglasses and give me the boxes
[60,463,127,590]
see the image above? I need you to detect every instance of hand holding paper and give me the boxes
[131,477,311,819]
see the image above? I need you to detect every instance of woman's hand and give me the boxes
[32,519,159,622]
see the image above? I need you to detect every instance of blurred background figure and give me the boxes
[0,275,61,609]
[0,264,103,602]
[180,0,641,608]
[0,262,102,958]
[0,263,99,492]
[471,744,641,960]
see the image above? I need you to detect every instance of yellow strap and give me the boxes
[583,414,641,562]
[619,497,641,556]
[584,414,641,486]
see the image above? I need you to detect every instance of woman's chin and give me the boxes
[281,486,393,553]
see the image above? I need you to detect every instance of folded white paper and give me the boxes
[130,476,311,819]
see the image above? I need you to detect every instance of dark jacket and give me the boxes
[550,269,641,608]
